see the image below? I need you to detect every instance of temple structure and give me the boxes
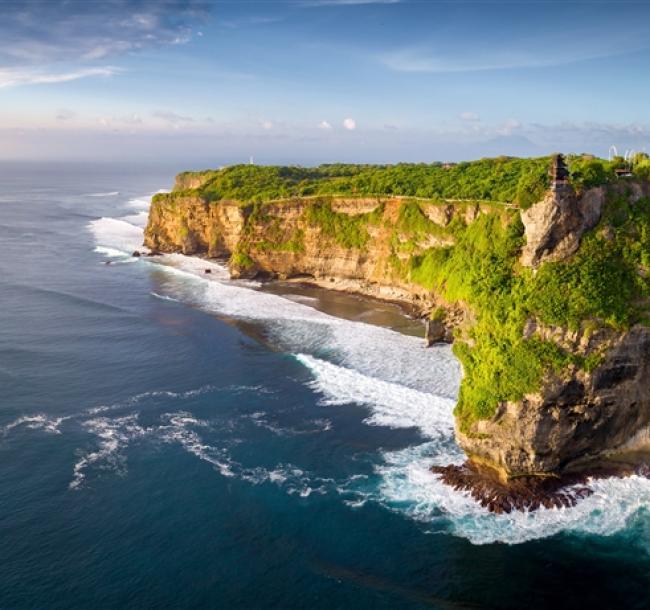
[549,153,570,191]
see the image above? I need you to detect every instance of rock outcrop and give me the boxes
[520,185,605,267]
[457,323,650,480]
[144,193,486,314]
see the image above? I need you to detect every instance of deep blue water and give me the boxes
[1,161,649,609]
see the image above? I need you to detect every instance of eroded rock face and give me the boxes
[520,186,605,267]
[457,324,650,479]
[143,194,486,311]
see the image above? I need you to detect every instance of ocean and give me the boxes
[1,161,648,609]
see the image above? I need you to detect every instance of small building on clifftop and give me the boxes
[549,153,570,191]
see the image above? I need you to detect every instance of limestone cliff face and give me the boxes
[521,182,650,267]
[144,192,488,309]
[457,323,650,478]
[520,186,605,267]
[145,195,245,257]
[457,183,650,480]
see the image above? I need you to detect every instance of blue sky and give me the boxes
[2,0,650,165]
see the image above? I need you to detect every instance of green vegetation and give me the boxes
[397,194,650,430]
[305,199,383,249]
[515,167,549,209]
[183,157,558,204]
[231,249,254,269]
[165,154,647,211]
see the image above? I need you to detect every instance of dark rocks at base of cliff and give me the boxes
[424,317,453,346]
[431,460,650,514]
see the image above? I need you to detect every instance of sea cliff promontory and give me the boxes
[144,155,650,509]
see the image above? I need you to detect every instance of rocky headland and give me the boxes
[144,157,650,511]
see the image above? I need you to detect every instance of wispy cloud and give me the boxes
[0,66,119,89]
[0,1,210,66]
[382,26,650,74]
[56,108,76,122]
[343,118,356,130]
[459,112,480,122]
[152,110,195,127]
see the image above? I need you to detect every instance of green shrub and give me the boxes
[516,169,549,209]
[305,199,382,249]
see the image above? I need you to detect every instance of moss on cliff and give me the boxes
[305,199,383,249]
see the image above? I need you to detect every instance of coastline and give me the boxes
[176,251,430,338]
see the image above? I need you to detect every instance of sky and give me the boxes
[1,0,650,166]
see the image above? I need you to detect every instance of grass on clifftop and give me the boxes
[166,154,635,211]
[185,157,556,204]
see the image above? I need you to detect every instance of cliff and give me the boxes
[144,161,650,499]
[145,191,493,310]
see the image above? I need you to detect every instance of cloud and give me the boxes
[343,118,356,130]
[260,120,274,130]
[318,120,332,130]
[152,110,195,127]
[0,66,119,88]
[56,108,76,122]
[381,22,650,75]
[96,113,145,130]
[459,111,480,122]
[497,118,522,136]
[0,1,210,66]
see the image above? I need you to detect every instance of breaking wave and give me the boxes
[85,191,119,197]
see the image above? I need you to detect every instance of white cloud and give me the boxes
[318,120,332,130]
[0,66,119,89]
[459,111,480,122]
[152,110,195,126]
[0,1,208,67]
[56,108,76,122]
[261,120,274,130]
[343,118,356,130]
[497,118,522,135]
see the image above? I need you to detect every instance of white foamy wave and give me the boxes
[374,442,650,546]
[245,410,333,437]
[85,191,119,197]
[3,414,69,435]
[88,217,147,255]
[70,415,148,490]
[157,253,232,281]
[145,262,460,397]
[94,245,129,258]
[126,196,152,210]
[120,211,149,229]
[297,354,455,441]
[239,463,334,497]
[159,412,236,477]
[150,292,180,303]
[158,412,333,494]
